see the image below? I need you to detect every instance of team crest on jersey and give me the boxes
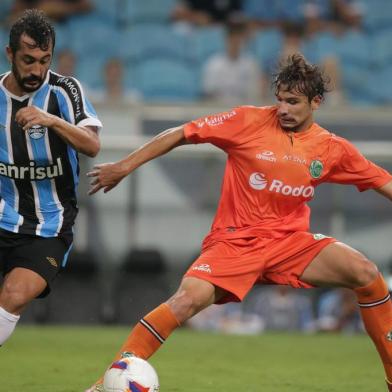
[28,125,47,139]
[309,160,323,179]
[313,233,330,240]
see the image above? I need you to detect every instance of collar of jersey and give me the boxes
[0,70,50,102]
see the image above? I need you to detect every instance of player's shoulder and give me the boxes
[235,105,277,121]
[48,70,83,92]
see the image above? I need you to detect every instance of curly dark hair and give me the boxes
[273,53,329,102]
[9,9,55,54]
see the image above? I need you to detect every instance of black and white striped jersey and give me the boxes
[0,70,102,238]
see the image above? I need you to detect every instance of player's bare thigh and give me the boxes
[300,241,379,289]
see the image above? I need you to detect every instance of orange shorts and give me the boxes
[184,231,336,304]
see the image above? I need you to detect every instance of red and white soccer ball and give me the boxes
[103,356,159,392]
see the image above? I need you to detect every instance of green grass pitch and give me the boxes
[1,325,386,391]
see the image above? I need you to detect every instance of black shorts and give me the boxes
[0,229,73,298]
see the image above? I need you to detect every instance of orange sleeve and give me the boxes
[325,137,392,191]
[183,106,272,151]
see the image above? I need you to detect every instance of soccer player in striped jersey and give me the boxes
[87,54,392,391]
[0,9,101,346]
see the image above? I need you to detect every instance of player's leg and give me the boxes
[86,277,227,392]
[300,242,392,389]
[0,236,69,346]
[0,267,46,345]
[113,276,226,360]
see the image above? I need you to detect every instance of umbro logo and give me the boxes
[46,257,58,267]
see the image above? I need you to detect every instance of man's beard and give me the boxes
[12,61,44,93]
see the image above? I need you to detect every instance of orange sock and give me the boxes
[114,303,180,360]
[355,273,392,382]
[92,303,180,387]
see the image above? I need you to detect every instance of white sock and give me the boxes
[0,306,20,346]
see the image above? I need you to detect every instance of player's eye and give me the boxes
[23,56,35,64]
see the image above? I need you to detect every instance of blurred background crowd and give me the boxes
[0,0,391,107]
[0,1,391,335]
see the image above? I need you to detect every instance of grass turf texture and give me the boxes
[1,325,385,391]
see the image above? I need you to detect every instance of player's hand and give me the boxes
[15,106,57,130]
[87,162,128,195]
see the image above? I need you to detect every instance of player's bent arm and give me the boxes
[49,116,100,157]
[15,105,100,157]
[121,125,187,174]
[375,180,392,201]
[47,116,101,157]
[88,126,187,195]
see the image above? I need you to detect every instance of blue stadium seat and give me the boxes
[341,63,375,106]
[189,26,226,65]
[76,54,109,90]
[134,57,200,102]
[121,23,190,63]
[67,14,121,58]
[91,0,120,25]
[370,29,392,68]
[277,0,307,22]
[302,31,339,64]
[250,28,283,72]
[361,0,392,33]
[122,0,177,25]
[52,22,72,52]
[243,0,280,22]
[244,0,306,22]
[337,30,371,68]
[0,0,13,17]
[365,65,392,104]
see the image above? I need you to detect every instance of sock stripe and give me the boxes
[358,293,391,308]
[140,319,165,344]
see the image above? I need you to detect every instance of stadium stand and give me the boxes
[134,57,200,101]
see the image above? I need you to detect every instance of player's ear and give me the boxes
[5,46,13,64]
[311,95,322,111]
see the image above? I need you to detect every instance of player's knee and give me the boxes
[167,289,206,323]
[0,281,30,313]
[352,258,379,288]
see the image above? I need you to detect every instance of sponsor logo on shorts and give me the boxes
[386,331,392,342]
[256,150,276,162]
[46,257,58,267]
[192,264,212,273]
[249,172,314,198]
[313,233,330,240]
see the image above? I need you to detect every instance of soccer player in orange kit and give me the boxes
[86,53,392,391]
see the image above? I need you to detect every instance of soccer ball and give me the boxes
[103,356,159,392]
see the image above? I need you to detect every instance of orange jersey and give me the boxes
[184,106,392,243]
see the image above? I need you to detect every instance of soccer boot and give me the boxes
[85,353,137,392]
[84,384,104,392]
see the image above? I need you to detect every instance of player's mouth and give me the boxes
[279,117,296,125]
[25,80,40,87]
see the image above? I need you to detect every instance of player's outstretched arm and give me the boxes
[87,125,187,195]
[375,180,392,201]
[15,105,100,157]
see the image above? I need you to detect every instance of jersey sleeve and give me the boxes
[325,137,392,191]
[183,106,270,151]
[53,76,102,131]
